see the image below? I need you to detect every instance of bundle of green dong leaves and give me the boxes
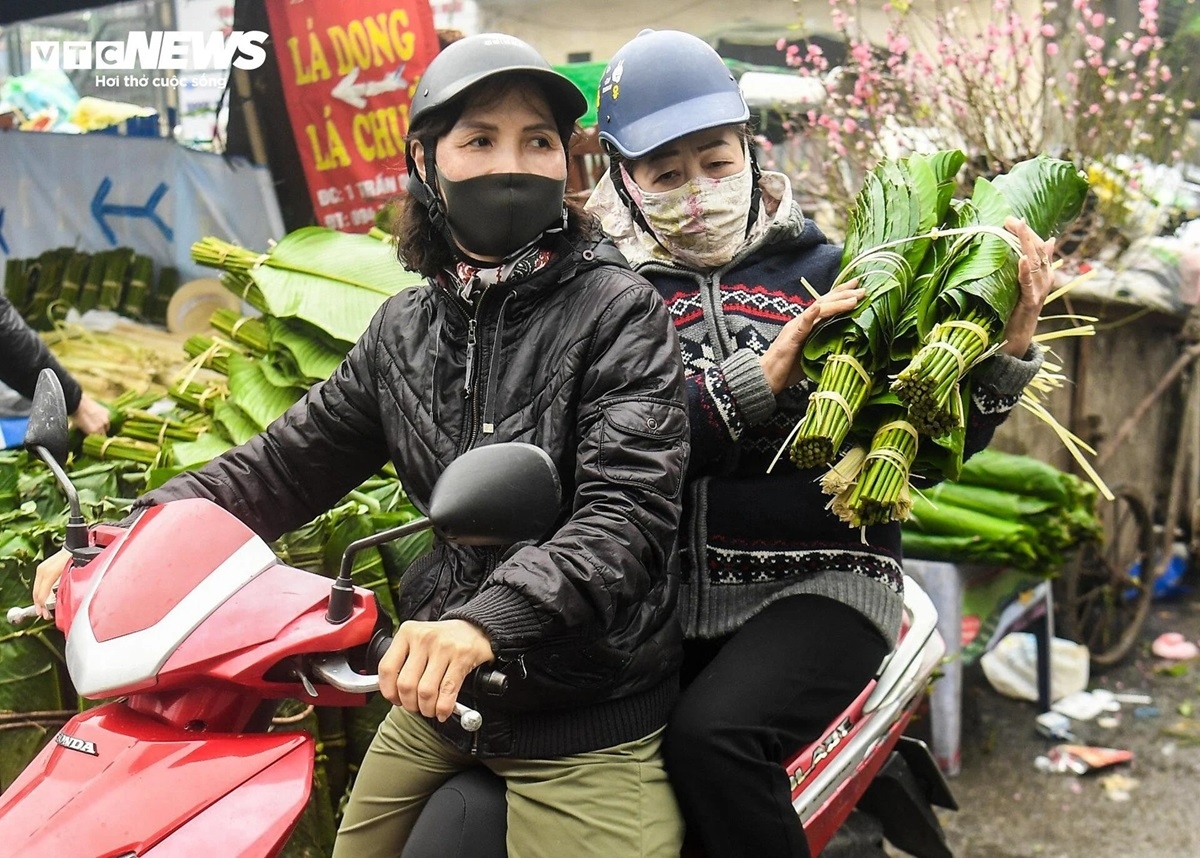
[784,151,1105,527]
[900,448,1101,575]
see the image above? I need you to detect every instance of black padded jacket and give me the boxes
[139,236,690,758]
[1,295,83,412]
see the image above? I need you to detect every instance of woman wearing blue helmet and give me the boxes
[586,29,1056,858]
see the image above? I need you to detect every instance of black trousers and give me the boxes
[664,594,891,858]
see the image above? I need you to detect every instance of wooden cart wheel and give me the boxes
[1058,488,1155,668]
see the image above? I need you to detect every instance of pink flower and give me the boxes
[1090,11,1106,27]
[1040,24,1056,37]
[1046,42,1059,56]
[842,118,858,133]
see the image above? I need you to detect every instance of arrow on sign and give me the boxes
[91,178,173,246]
[0,208,8,255]
[332,65,409,109]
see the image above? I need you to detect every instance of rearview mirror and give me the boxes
[430,443,562,546]
[24,369,70,465]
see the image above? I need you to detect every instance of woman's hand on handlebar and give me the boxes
[34,548,71,620]
[379,619,494,722]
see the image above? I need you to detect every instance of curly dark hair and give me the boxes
[390,74,597,279]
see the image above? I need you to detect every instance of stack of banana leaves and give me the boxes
[784,151,1111,527]
[4,247,179,328]
[900,449,1102,575]
[0,453,140,790]
[0,226,430,856]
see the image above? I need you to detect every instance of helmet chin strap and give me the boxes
[608,158,669,252]
[745,145,763,238]
[406,145,459,253]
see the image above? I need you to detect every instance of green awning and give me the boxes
[552,61,607,128]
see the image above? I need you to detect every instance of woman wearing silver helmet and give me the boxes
[585,29,1056,858]
[36,32,689,858]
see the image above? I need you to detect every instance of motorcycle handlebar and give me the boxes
[363,633,509,696]
[6,592,56,626]
[309,645,507,734]
[6,605,41,626]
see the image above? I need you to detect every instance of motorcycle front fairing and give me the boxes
[0,705,313,857]
[0,497,380,855]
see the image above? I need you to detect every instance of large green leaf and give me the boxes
[929,156,1089,331]
[0,458,18,512]
[804,150,965,373]
[226,354,305,431]
[170,433,235,467]
[268,317,346,383]
[212,400,262,445]
[992,156,1090,239]
[248,228,425,346]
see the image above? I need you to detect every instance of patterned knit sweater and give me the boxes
[586,171,1042,644]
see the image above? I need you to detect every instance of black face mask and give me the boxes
[435,169,567,259]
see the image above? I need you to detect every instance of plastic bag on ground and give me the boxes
[980,632,1089,702]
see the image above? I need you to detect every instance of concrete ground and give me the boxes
[914,591,1200,858]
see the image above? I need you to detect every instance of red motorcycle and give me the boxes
[0,369,557,857]
[1,369,956,857]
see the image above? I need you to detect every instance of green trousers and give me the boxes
[331,706,684,858]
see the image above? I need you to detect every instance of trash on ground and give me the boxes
[1052,689,1118,721]
[1151,632,1200,660]
[981,633,1089,702]
[1035,744,1134,775]
[1113,692,1154,705]
[1097,715,1121,729]
[1162,718,1200,745]
[1035,710,1077,742]
[1099,773,1140,801]
[1133,705,1161,719]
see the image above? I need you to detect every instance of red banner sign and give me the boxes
[265,0,439,231]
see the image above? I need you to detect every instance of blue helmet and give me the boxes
[596,29,749,160]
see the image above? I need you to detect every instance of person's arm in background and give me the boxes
[0,295,109,435]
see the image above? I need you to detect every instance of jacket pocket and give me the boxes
[504,640,634,708]
[598,398,687,499]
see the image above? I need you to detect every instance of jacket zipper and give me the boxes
[464,318,477,395]
[443,289,485,454]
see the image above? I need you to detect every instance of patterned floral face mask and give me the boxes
[625,158,755,270]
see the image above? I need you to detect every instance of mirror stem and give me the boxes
[326,516,431,624]
[36,448,89,554]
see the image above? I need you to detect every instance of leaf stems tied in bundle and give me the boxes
[893,313,992,436]
[790,352,873,468]
[831,417,920,527]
